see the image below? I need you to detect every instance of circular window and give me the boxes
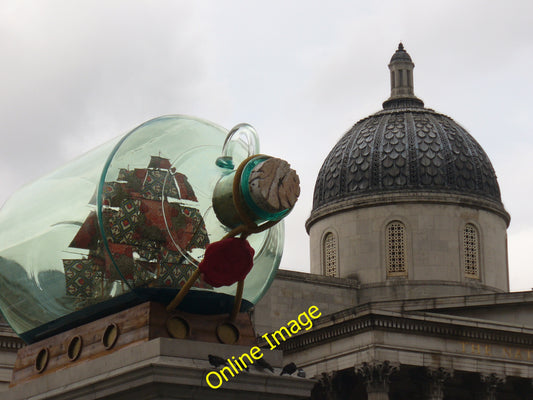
[166,317,190,339]
[102,323,119,349]
[67,335,83,361]
[35,348,49,373]
[216,322,240,345]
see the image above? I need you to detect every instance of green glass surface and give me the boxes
[0,115,283,342]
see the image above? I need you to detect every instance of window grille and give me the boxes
[324,232,337,277]
[386,221,407,277]
[464,224,480,279]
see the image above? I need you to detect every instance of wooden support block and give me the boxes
[10,302,256,386]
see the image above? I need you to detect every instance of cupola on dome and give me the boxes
[390,42,413,63]
[309,43,507,227]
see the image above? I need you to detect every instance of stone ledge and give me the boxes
[355,290,533,314]
[306,190,510,232]
[280,309,533,355]
[359,279,503,289]
[276,269,359,289]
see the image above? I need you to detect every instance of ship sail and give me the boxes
[65,156,211,308]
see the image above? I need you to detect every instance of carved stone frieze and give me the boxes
[280,312,533,354]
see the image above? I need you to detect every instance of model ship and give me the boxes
[64,155,212,308]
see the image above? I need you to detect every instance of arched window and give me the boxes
[463,224,480,279]
[386,221,407,277]
[323,232,338,277]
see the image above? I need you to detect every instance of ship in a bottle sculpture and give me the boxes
[0,115,300,350]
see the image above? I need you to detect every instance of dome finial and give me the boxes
[382,42,424,109]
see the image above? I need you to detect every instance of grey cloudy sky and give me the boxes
[1,1,533,290]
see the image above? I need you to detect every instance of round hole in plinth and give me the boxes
[166,316,190,339]
[67,335,83,361]
[35,348,49,373]
[102,323,119,349]
[216,322,240,344]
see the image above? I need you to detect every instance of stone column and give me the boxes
[480,373,504,400]
[426,368,452,400]
[357,361,398,400]
[312,372,336,400]
[312,370,358,400]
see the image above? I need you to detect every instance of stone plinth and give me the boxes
[5,337,314,399]
[11,301,257,386]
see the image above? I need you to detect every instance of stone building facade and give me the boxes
[0,316,23,392]
[1,44,532,399]
[252,44,532,399]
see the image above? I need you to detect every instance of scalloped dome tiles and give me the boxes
[312,44,502,213]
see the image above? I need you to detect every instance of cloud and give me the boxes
[0,1,230,205]
[1,0,532,289]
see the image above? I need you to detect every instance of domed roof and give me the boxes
[390,42,412,63]
[310,44,505,222]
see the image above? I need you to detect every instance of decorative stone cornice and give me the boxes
[307,191,510,232]
[0,337,24,351]
[0,326,24,351]
[278,312,533,354]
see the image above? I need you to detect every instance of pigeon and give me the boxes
[208,354,228,368]
[280,362,297,376]
[235,358,249,371]
[254,357,274,373]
